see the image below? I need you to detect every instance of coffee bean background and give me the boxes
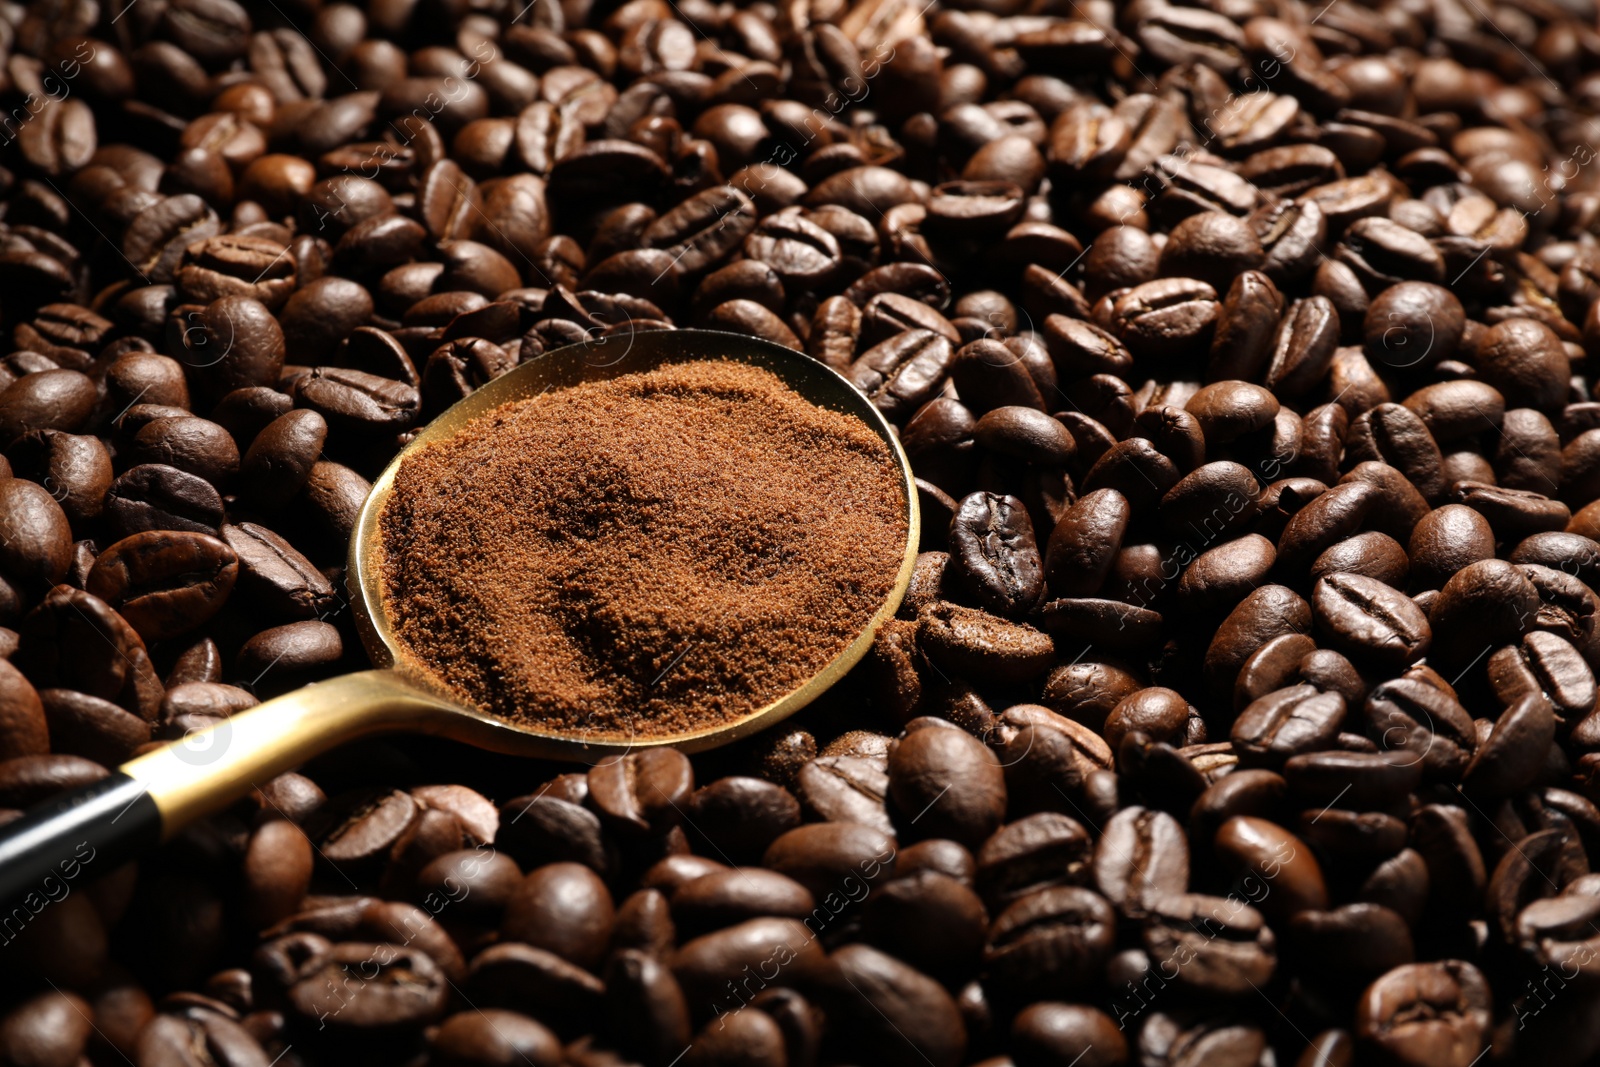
[8,0,1600,1064]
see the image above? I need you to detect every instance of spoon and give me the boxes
[0,329,919,904]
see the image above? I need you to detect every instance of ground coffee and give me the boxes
[380,358,908,737]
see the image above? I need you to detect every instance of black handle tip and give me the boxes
[0,773,162,913]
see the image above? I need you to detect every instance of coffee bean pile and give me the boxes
[8,0,1600,1063]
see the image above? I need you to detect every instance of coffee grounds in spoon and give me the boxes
[379,359,908,738]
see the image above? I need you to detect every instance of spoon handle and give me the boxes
[0,670,448,908]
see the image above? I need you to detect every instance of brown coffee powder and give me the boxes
[379,359,908,738]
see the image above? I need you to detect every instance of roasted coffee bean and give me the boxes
[1160,212,1264,293]
[1488,632,1596,721]
[976,812,1093,910]
[1285,749,1423,810]
[1292,403,1347,486]
[1205,272,1283,384]
[1496,409,1563,494]
[1232,685,1345,769]
[40,688,152,765]
[888,723,1005,847]
[1037,597,1162,652]
[1244,196,1324,284]
[1161,461,1261,539]
[1510,531,1600,588]
[1454,481,1572,542]
[805,295,861,372]
[1081,439,1180,514]
[159,681,256,728]
[894,839,975,885]
[1107,279,1219,361]
[1186,381,1279,444]
[1152,151,1259,218]
[740,211,838,286]
[5,432,110,531]
[312,788,417,874]
[995,707,1114,799]
[1312,573,1431,670]
[1302,651,1369,722]
[1142,892,1277,998]
[1402,381,1503,446]
[1344,404,1446,503]
[1214,816,1327,922]
[496,793,611,876]
[671,868,814,935]
[984,886,1116,1001]
[302,461,370,545]
[287,942,449,1029]
[1335,466,1426,544]
[948,492,1044,616]
[797,755,892,835]
[1206,585,1312,698]
[587,749,693,834]
[919,601,1056,683]
[638,186,756,278]
[1092,806,1187,918]
[1233,634,1319,710]
[1352,846,1430,927]
[1428,559,1542,671]
[0,990,96,1067]
[1011,1003,1127,1067]
[430,1009,563,1067]
[857,869,985,984]
[0,369,96,445]
[1289,903,1416,985]
[1308,531,1408,587]
[1408,505,1496,590]
[135,1012,270,1066]
[295,367,421,435]
[173,296,286,403]
[127,415,240,490]
[1477,318,1570,413]
[809,943,966,1067]
[974,408,1075,467]
[948,338,1047,415]
[0,478,73,594]
[461,940,604,1032]
[1276,484,1373,583]
[1365,677,1477,782]
[84,531,237,643]
[1104,687,1196,752]
[1053,350,1127,418]
[1354,961,1490,1067]
[501,863,614,972]
[1404,804,1486,930]
[669,917,828,1018]
[177,234,296,310]
[1040,661,1143,736]
[105,464,227,541]
[1042,316,1133,381]
[1464,693,1557,799]
[848,330,953,421]
[220,524,337,620]
[1180,535,1278,615]
[241,817,314,928]
[0,655,49,759]
[237,409,327,510]
[1043,490,1128,600]
[235,620,343,679]
[761,820,896,914]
